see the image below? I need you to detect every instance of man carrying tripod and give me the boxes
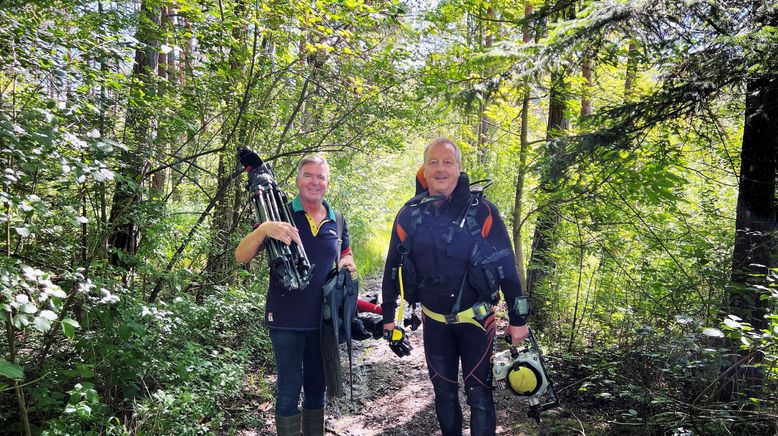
[236,155,356,436]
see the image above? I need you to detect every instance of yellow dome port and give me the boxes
[507,365,539,395]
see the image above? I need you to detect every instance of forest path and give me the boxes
[237,279,586,435]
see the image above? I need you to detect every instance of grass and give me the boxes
[353,229,390,278]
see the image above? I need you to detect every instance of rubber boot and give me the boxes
[275,413,301,436]
[301,408,324,436]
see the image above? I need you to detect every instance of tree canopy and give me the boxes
[1,0,776,434]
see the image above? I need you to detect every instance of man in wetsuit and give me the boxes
[381,137,529,436]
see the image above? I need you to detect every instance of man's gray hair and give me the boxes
[296,155,329,180]
[424,137,462,165]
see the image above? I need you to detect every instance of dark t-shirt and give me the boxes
[265,197,350,330]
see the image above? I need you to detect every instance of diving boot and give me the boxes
[275,413,301,436]
[301,408,324,436]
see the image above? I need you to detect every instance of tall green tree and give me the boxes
[525,0,777,393]
[728,74,777,331]
[524,1,576,332]
[107,0,160,267]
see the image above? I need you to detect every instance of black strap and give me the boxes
[451,245,476,314]
[451,192,482,313]
[397,202,422,263]
[465,196,510,268]
[330,212,355,399]
[334,209,345,265]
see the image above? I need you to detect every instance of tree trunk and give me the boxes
[107,0,160,266]
[152,6,175,194]
[476,6,495,166]
[718,73,778,401]
[203,0,249,298]
[581,56,592,117]
[511,0,534,294]
[5,202,30,435]
[568,213,585,351]
[525,68,568,332]
[6,322,31,436]
[624,41,638,102]
[728,74,778,329]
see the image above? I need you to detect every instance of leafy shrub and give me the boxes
[554,315,777,435]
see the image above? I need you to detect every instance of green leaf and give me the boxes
[33,315,52,332]
[62,321,75,339]
[702,327,724,338]
[118,323,133,340]
[675,315,693,325]
[13,314,29,328]
[0,358,24,380]
[39,310,57,321]
[723,318,741,329]
[93,168,115,182]
[61,318,80,340]
[85,389,99,403]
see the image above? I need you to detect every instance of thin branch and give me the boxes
[147,168,243,303]
[606,180,694,284]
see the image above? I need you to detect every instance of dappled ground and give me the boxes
[229,281,778,436]
[234,286,594,435]
[237,326,565,436]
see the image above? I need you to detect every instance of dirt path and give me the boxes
[246,324,579,435]
[324,325,560,436]
[238,280,568,435]
[240,325,550,435]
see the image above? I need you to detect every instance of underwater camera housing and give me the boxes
[493,328,560,422]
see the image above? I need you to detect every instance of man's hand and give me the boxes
[382,322,412,357]
[338,254,357,274]
[261,221,301,246]
[236,220,299,263]
[507,324,529,345]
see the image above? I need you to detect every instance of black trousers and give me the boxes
[422,312,496,436]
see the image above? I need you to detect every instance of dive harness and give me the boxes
[391,178,521,333]
[420,301,493,330]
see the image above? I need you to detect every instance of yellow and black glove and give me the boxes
[384,326,412,357]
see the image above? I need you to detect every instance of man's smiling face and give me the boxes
[423,141,460,197]
[296,162,328,204]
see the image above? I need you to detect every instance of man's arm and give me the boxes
[336,216,357,273]
[338,254,357,273]
[484,201,529,344]
[381,210,405,329]
[234,221,301,263]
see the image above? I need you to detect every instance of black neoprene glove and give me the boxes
[384,326,413,357]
